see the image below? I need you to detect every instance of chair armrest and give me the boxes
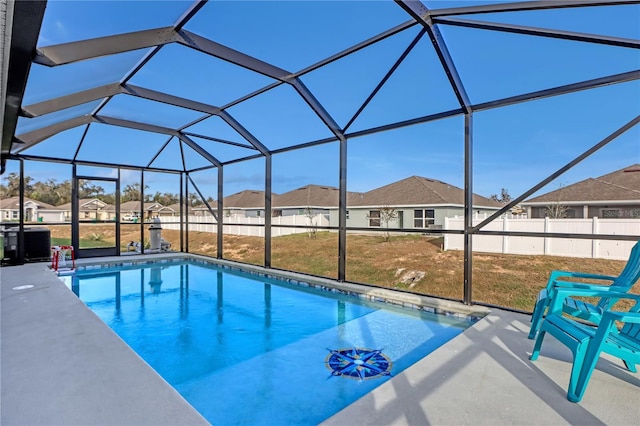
[602,310,640,324]
[544,270,616,293]
[548,270,616,285]
[553,281,626,291]
[548,289,640,316]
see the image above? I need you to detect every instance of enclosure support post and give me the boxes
[217,166,223,259]
[17,159,25,265]
[338,137,347,281]
[179,172,184,252]
[140,170,145,254]
[71,163,79,253]
[116,169,121,255]
[185,173,189,253]
[463,113,473,305]
[264,154,272,268]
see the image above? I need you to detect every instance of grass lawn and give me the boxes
[44,225,634,312]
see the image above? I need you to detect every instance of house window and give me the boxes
[346,210,349,220]
[11,211,19,219]
[272,209,282,217]
[369,210,381,227]
[414,209,435,228]
[256,210,261,217]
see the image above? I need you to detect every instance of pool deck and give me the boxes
[2,260,638,425]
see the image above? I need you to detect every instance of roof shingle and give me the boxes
[525,164,640,203]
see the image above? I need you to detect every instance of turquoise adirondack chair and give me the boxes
[530,288,640,402]
[528,240,640,339]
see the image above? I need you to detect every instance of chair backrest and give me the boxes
[597,240,640,309]
[620,301,640,342]
[611,240,640,290]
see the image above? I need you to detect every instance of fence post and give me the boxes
[592,217,598,259]
[443,217,449,251]
[544,217,550,255]
[503,216,508,254]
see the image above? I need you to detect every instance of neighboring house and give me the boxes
[114,201,173,220]
[330,176,502,230]
[0,196,64,222]
[274,185,340,217]
[191,202,216,217]
[522,164,640,219]
[166,203,189,216]
[57,198,113,221]
[222,190,269,218]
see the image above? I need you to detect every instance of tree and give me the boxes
[304,207,317,239]
[78,180,105,199]
[54,180,73,205]
[1,173,32,197]
[368,205,398,242]
[490,188,512,204]
[187,193,200,207]
[151,191,179,206]
[30,179,61,205]
[545,183,569,218]
[121,183,150,202]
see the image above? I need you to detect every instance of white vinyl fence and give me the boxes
[444,216,640,260]
[159,214,330,238]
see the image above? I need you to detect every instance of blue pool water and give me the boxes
[64,260,473,425]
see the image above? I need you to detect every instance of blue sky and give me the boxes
[9,0,640,202]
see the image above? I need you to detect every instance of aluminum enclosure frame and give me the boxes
[2,0,639,308]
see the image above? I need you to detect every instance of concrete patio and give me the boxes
[1,261,638,425]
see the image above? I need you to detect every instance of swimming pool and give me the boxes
[63,259,477,425]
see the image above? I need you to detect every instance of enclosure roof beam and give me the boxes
[471,69,640,112]
[220,153,265,167]
[395,0,471,112]
[21,82,223,119]
[429,0,639,18]
[293,19,419,78]
[291,79,345,142]
[217,111,270,155]
[123,84,222,115]
[34,27,181,67]
[187,174,219,221]
[94,115,177,136]
[12,115,93,152]
[181,132,256,150]
[472,114,640,232]
[345,109,464,140]
[174,0,208,32]
[7,153,183,174]
[344,27,427,133]
[434,17,640,49]
[177,29,294,82]
[2,0,47,172]
[178,133,222,168]
[96,116,221,168]
[146,136,174,169]
[21,83,126,117]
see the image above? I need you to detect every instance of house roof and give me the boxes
[223,190,270,209]
[272,184,364,209]
[113,201,166,212]
[348,176,501,208]
[0,196,58,210]
[524,164,640,204]
[166,203,187,212]
[56,198,109,211]
[276,185,334,208]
